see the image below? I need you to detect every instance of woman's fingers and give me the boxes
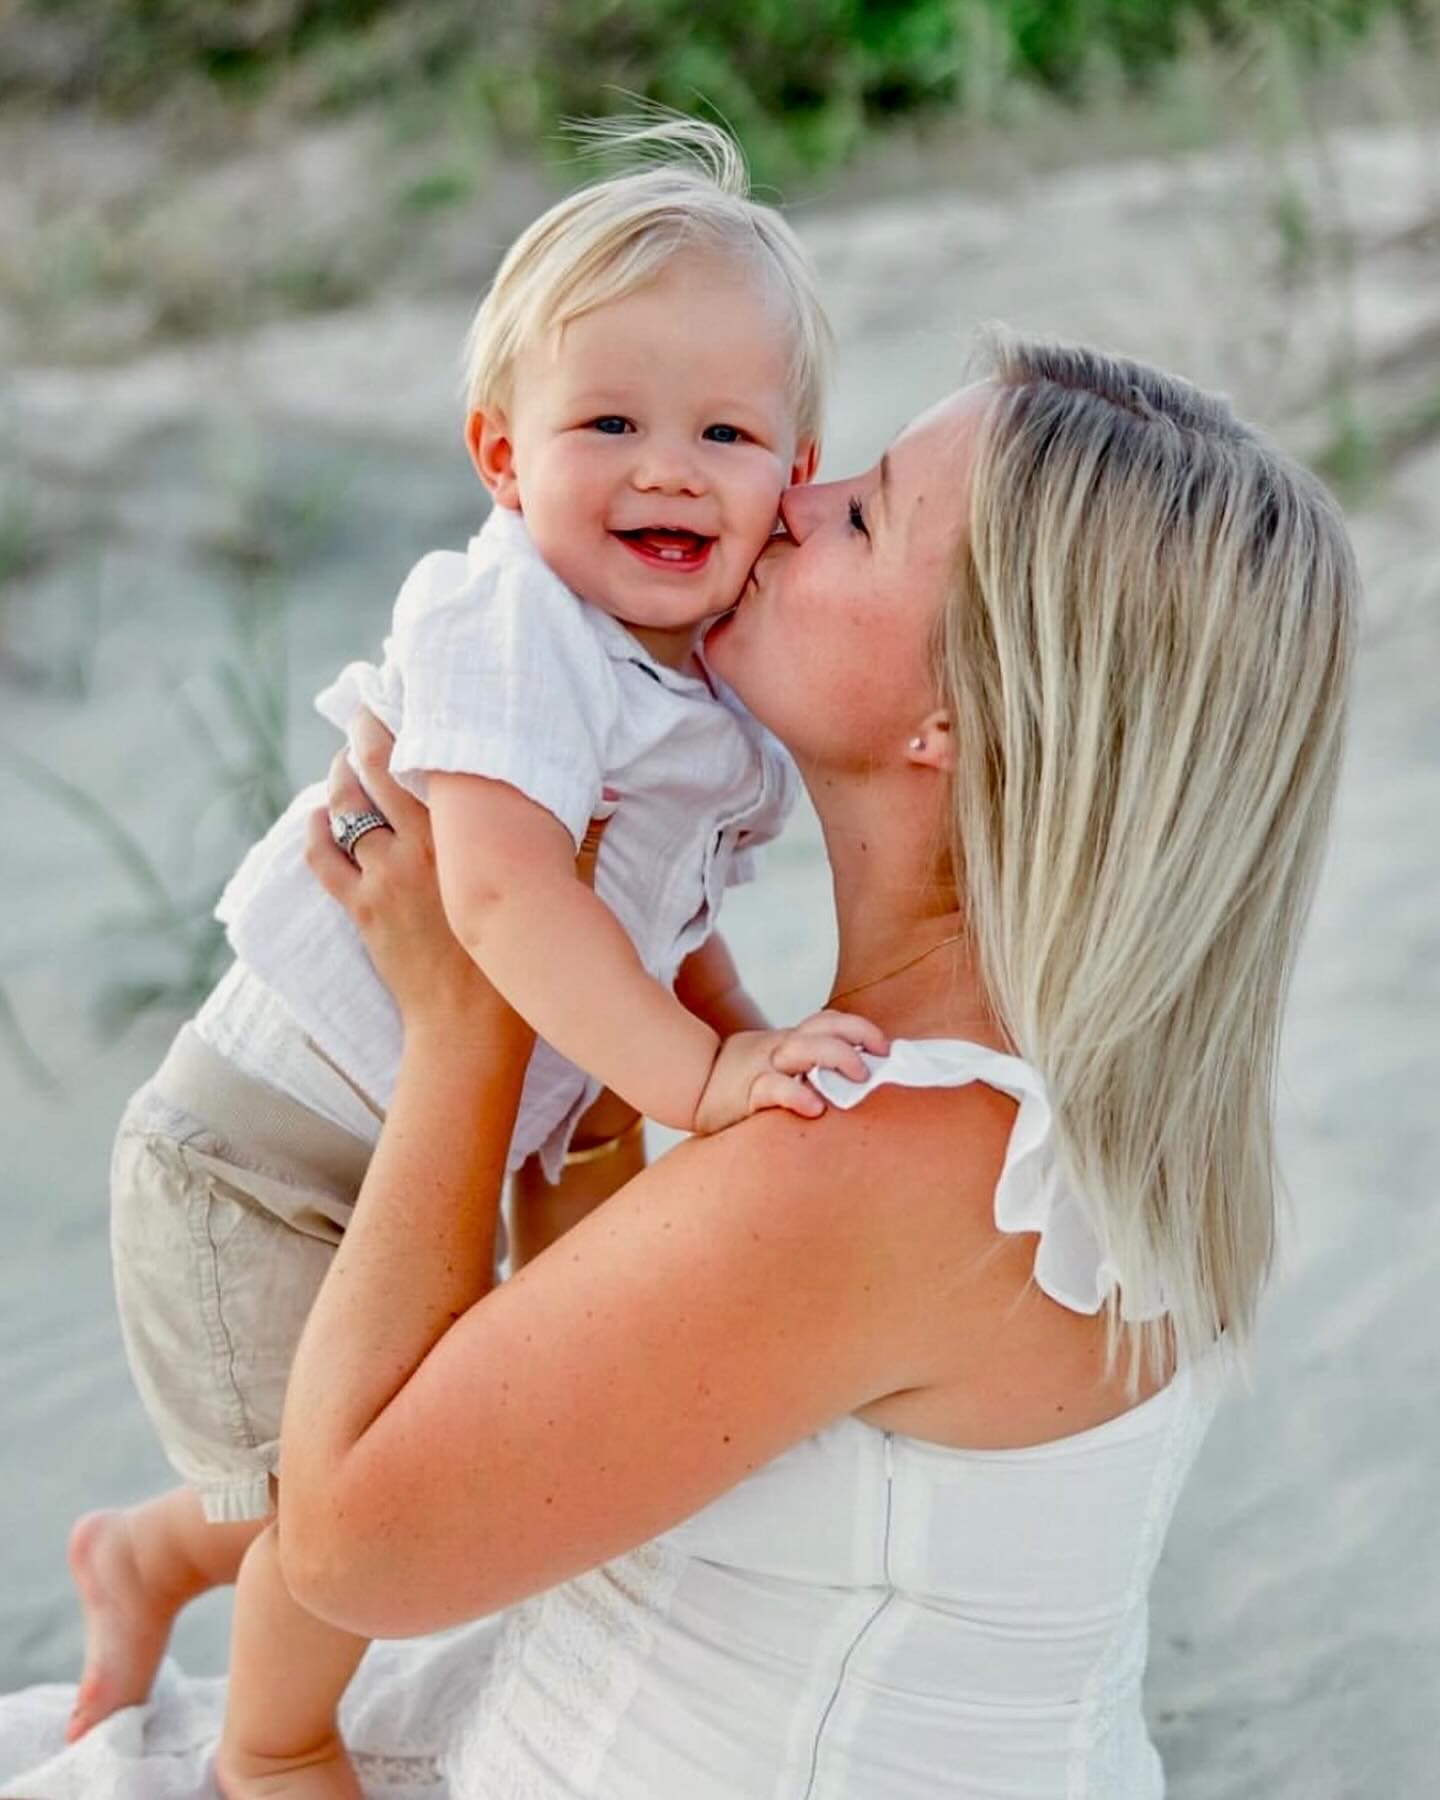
[325,743,376,819]
[305,804,362,901]
[346,709,430,838]
[309,739,486,1014]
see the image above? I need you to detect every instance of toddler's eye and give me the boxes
[589,416,632,435]
[703,424,746,444]
[848,496,870,538]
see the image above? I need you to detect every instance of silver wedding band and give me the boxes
[329,808,391,861]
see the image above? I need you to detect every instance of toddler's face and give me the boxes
[470,249,817,667]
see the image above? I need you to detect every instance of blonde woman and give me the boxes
[273,339,1355,1799]
[4,337,1351,1798]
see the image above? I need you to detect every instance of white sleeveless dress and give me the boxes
[0,1040,1222,1799]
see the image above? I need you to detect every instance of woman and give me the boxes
[1,337,1356,1798]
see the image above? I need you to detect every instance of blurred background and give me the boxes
[2,4,1438,1794]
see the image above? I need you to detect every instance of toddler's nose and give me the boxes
[633,443,704,498]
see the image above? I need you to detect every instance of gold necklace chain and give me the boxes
[830,932,965,1009]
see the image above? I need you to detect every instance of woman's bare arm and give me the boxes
[277,718,999,1640]
[281,1092,939,1639]
[278,728,532,1471]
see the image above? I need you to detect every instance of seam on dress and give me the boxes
[798,1592,895,1800]
[799,1432,898,1800]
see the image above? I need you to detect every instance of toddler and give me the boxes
[67,122,882,1799]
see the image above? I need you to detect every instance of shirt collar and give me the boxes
[473,505,719,698]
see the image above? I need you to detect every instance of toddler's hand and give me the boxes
[693,1010,889,1134]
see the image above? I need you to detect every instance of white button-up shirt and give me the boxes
[208,507,796,1178]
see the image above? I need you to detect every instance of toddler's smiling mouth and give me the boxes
[614,526,715,570]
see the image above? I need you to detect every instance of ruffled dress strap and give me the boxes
[809,1039,1165,1323]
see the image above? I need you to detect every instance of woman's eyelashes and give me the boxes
[848,496,870,539]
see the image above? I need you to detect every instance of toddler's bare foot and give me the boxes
[66,1509,176,1741]
[216,1735,365,1800]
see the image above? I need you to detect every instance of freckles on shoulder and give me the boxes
[790,1078,1017,1235]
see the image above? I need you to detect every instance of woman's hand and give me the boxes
[306,709,617,1030]
[305,710,491,1025]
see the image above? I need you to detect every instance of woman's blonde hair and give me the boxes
[462,116,831,444]
[941,335,1357,1378]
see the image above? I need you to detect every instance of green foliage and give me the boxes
[524,0,963,169]
[0,479,44,588]
[946,1,1434,105]
[10,0,398,102]
[8,1,1434,172]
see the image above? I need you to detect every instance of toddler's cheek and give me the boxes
[735,478,789,554]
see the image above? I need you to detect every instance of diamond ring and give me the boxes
[329,808,392,861]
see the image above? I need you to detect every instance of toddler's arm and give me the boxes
[428,773,883,1132]
[674,941,896,1132]
[429,772,722,1130]
[674,935,769,1038]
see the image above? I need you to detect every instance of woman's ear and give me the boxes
[789,438,821,486]
[466,409,521,510]
[905,710,955,771]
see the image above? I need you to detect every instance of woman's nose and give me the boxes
[778,479,839,542]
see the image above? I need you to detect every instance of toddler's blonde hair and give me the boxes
[940,334,1357,1382]
[462,116,830,444]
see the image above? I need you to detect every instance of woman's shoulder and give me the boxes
[668,1045,1136,1449]
[672,1065,1021,1283]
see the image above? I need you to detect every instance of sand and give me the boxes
[1,116,1437,1795]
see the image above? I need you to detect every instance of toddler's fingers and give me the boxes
[748,1070,826,1119]
[770,1034,869,1083]
[808,1009,890,1056]
[304,806,360,902]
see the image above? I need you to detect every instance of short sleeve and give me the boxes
[364,530,620,848]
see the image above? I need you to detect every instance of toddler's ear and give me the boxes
[789,439,820,487]
[466,409,522,510]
